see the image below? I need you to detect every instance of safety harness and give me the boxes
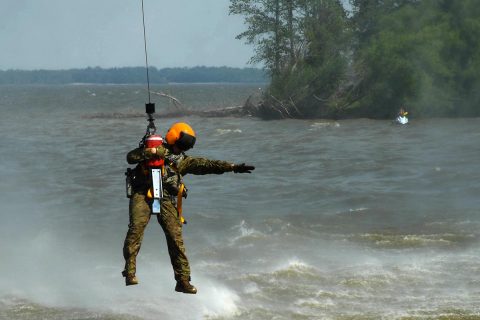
[144,156,187,224]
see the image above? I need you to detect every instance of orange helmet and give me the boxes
[165,122,196,150]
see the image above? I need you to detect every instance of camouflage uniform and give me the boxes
[122,145,233,281]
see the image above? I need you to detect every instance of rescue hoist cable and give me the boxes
[141,0,156,136]
[142,0,151,105]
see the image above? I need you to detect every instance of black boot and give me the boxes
[175,279,197,294]
[122,270,138,286]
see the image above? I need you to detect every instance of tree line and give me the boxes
[0,66,267,85]
[230,0,480,119]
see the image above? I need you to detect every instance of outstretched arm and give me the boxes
[177,156,255,175]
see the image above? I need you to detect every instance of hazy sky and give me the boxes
[0,0,255,70]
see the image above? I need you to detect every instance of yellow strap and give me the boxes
[177,183,186,224]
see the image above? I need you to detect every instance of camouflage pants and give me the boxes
[122,192,191,281]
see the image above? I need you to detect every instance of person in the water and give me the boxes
[122,122,255,294]
[396,107,409,124]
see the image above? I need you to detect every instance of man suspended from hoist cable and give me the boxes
[122,103,255,294]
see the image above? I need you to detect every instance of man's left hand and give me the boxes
[233,163,255,173]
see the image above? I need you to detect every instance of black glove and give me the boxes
[233,163,255,173]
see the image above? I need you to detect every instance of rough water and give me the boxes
[1,84,479,320]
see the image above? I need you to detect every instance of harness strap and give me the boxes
[177,183,186,224]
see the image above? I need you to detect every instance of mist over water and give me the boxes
[1,85,480,319]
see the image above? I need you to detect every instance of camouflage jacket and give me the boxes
[126,145,234,197]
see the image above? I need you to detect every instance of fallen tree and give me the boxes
[83,88,337,120]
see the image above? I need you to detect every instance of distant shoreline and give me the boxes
[0,82,268,86]
[0,66,268,85]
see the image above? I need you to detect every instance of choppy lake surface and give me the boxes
[1,84,479,319]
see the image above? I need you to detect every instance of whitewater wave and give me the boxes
[351,232,476,249]
[0,296,141,320]
[215,129,242,135]
[309,121,340,130]
[271,259,322,280]
[228,220,266,246]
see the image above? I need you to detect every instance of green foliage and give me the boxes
[231,0,350,118]
[230,0,301,73]
[350,4,420,117]
[233,0,480,118]
[351,0,480,118]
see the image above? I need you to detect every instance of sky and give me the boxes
[0,0,255,70]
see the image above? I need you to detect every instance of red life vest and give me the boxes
[145,134,164,168]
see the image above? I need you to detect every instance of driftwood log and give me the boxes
[83,87,331,120]
[83,90,269,119]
